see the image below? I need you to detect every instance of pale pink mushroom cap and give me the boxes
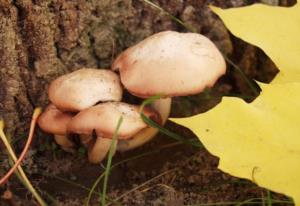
[67,102,160,164]
[38,104,73,135]
[112,31,226,98]
[38,104,75,152]
[48,68,122,111]
[67,102,160,139]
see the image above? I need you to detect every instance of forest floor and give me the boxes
[0,0,296,205]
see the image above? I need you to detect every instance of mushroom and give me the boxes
[67,102,161,164]
[112,31,226,151]
[48,68,122,112]
[38,104,75,152]
[48,68,123,146]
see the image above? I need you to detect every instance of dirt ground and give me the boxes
[0,0,297,205]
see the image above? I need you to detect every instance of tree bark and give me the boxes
[0,0,133,137]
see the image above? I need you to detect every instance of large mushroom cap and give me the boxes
[67,102,160,139]
[112,31,226,98]
[38,104,73,135]
[48,68,122,111]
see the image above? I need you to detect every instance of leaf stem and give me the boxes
[0,108,47,206]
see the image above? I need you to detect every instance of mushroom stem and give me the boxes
[54,135,75,153]
[151,97,172,124]
[88,137,117,164]
[117,98,171,152]
[79,134,93,147]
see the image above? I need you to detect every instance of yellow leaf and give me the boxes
[171,83,300,204]
[171,2,300,204]
[211,3,300,83]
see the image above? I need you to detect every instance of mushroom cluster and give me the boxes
[38,31,226,164]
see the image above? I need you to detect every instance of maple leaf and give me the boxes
[171,1,300,204]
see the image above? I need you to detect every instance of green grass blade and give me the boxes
[141,113,201,147]
[85,142,185,205]
[140,0,197,32]
[223,55,260,96]
[140,96,202,147]
[140,95,162,111]
[266,191,272,206]
[86,173,105,206]
[187,198,293,206]
[100,117,123,206]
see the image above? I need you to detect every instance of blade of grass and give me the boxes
[85,173,104,206]
[224,55,260,96]
[140,0,197,32]
[141,113,201,147]
[6,134,26,186]
[140,96,202,147]
[108,168,178,206]
[140,95,162,110]
[0,108,42,185]
[266,191,272,206]
[236,196,292,205]
[42,173,117,205]
[86,149,293,206]
[0,108,47,206]
[107,149,211,206]
[188,198,293,206]
[37,188,59,205]
[50,174,96,192]
[85,141,185,206]
[100,116,123,206]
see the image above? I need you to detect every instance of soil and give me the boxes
[0,0,297,205]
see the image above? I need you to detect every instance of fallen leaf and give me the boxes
[211,3,300,83]
[171,82,300,204]
[171,1,300,204]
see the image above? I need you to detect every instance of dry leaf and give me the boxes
[171,1,300,204]
[211,3,300,83]
[171,83,300,204]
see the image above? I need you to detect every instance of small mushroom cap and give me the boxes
[67,102,161,139]
[112,31,226,98]
[38,104,73,135]
[48,68,122,111]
